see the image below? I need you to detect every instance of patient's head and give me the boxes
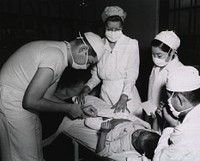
[131,129,160,159]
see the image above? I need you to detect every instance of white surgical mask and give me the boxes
[152,49,173,67]
[105,30,122,42]
[152,56,169,67]
[71,50,89,69]
[167,92,180,118]
[65,41,89,70]
[167,92,194,118]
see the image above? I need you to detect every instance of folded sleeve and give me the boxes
[86,65,101,90]
[39,47,64,77]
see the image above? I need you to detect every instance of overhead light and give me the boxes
[79,0,88,8]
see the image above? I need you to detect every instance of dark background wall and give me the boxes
[0,0,200,100]
[0,0,159,100]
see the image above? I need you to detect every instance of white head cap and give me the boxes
[101,6,127,22]
[166,66,200,92]
[84,32,105,61]
[154,30,180,51]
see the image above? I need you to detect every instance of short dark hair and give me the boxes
[105,15,124,26]
[175,88,200,106]
[151,39,171,53]
[142,131,160,159]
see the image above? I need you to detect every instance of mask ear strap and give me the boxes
[77,31,88,47]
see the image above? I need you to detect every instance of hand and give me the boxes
[76,86,91,105]
[67,104,86,119]
[155,101,165,117]
[163,107,180,127]
[82,105,97,117]
[111,94,130,113]
[100,121,112,132]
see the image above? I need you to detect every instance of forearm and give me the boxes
[46,94,67,103]
[96,132,108,153]
[23,97,74,113]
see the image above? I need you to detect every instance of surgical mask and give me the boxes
[152,50,173,67]
[152,56,169,67]
[167,92,194,118]
[105,30,122,42]
[70,49,89,69]
[64,40,89,70]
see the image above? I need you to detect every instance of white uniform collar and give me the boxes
[165,55,180,70]
[182,103,200,123]
[104,34,127,52]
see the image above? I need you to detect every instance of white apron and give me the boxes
[87,34,142,116]
[101,79,141,115]
[0,85,43,161]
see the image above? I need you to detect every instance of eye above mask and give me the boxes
[152,49,173,67]
[167,92,194,118]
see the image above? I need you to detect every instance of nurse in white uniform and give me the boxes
[147,30,183,130]
[78,6,142,117]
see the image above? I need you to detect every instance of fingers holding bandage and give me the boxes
[82,105,98,117]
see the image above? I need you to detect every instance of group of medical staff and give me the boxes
[0,4,200,161]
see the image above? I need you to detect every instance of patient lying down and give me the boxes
[43,95,160,160]
[92,118,160,160]
[79,96,160,159]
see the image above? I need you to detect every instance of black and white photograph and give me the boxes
[0,0,200,161]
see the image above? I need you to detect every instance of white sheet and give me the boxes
[43,96,151,161]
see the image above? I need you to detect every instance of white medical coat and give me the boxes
[86,34,141,114]
[0,41,68,161]
[148,56,183,107]
[153,104,200,161]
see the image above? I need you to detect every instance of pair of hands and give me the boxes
[68,104,98,119]
[79,86,130,114]
[68,86,97,119]
[152,102,180,127]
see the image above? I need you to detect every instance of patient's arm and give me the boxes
[96,121,111,153]
[110,119,131,129]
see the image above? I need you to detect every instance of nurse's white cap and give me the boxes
[166,66,200,92]
[84,32,105,61]
[101,6,127,22]
[154,30,180,50]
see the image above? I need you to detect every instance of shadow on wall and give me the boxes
[0,48,16,69]
[137,47,154,102]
